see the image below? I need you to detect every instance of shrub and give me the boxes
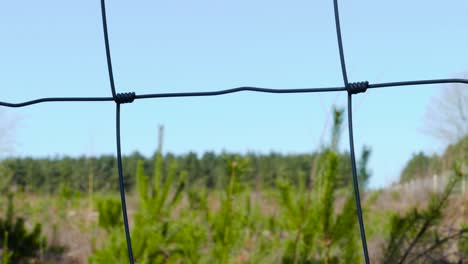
[210,157,249,263]
[382,165,466,264]
[0,193,46,262]
[277,108,362,264]
[96,197,122,231]
[89,154,206,263]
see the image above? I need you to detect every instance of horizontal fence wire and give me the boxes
[1,0,467,263]
[3,78,468,108]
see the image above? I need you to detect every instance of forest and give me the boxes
[0,148,370,194]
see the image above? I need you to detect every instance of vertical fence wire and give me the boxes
[115,104,135,263]
[0,0,467,263]
[100,0,135,262]
[347,94,371,264]
[333,0,370,263]
[100,0,117,98]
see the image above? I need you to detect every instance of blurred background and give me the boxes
[0,0,466,263]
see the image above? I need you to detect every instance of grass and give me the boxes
[0,185,466,263]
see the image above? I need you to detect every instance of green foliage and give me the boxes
[211,157,249,263]
[90,153,205,263]
[364,209,393,241]
[442,135,468,166]
[0,162,14,194]
[96,197,122,230]
[400,152,440,183]
[0,193,46,262]
[277,151,360,264]
[187,186,208,212]
[382,166,465,264]
[58,182,74,201]
[357,146,372,190]
[459,223,468,258]
[330,108,344,151]
[3,105,466,262]
[137,154,187,222]
[2,231,12,264]
[400,135,467,183]
[0,149,364,194]
[88,228,127,264]
[276,107,362,264]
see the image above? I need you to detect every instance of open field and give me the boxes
[2,179,466,263]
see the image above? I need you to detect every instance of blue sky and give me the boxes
[0,0,467,188]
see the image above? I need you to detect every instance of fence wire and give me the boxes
[1,0,467,263]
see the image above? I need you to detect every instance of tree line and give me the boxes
[400,135,467,183]
[0,148,371,194]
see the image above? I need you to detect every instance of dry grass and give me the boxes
[1,186,466,263]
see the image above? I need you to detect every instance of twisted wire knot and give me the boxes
[114,92,136,104]
[347,81,369,94]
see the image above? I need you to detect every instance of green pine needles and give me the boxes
[88,107,466,263]
[0,193,47,263]
[382,165,467,264]
[278,108,361,264]
[89,107,368,263]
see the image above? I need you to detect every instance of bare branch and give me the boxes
[423,74,468,144]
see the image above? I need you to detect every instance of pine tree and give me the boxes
[278,107,362,263]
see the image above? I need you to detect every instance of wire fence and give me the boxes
[390,174,466,196]
[1,0,467,263]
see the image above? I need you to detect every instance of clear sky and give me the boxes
[0,0,467,188]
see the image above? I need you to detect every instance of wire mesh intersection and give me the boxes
[1,0,467,263]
